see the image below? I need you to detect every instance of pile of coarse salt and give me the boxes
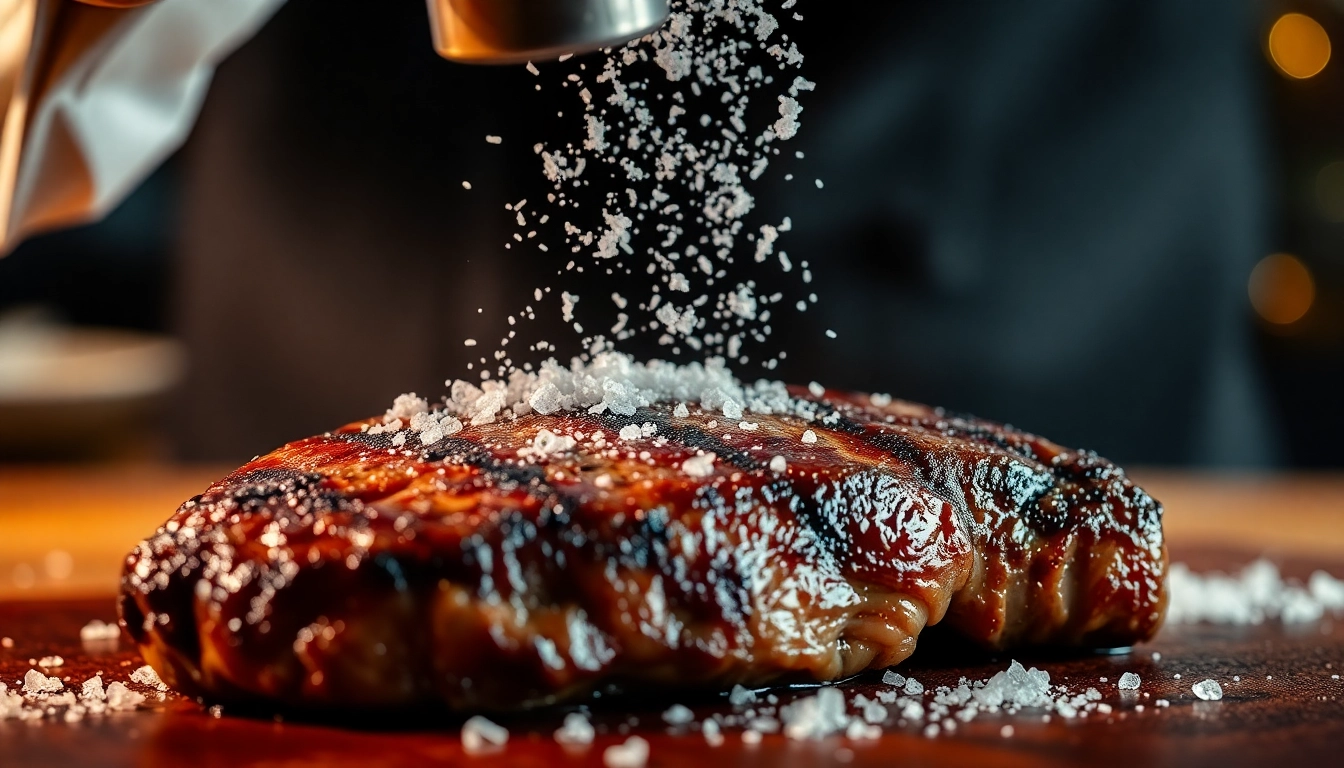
[1166,559,1344,625]
[471,0,820,381]
[518,659,1161,760]
[367,349,841,450]
[0,665,162,723]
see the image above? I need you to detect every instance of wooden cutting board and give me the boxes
[1,469,1342,766]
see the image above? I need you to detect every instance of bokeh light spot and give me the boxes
[1268,13,1331,79]
[1249,253,1315,325]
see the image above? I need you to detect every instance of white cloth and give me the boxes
[0,0,284,254]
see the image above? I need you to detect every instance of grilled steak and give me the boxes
[119,388,1166,711]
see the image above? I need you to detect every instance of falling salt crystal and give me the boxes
[554,712,595,745]
[463,339,477,347]
[485,135,502,144]
[1001,725,1014,738]
[815,179,824,188]
[461,181,472,190]
[37,655,63,668]
[1192,680,1223,701]
[1152,652,1161,662]
[462,716,509,753]
[741,729,763,744]
[603,735,649,768]
[1118,672,1141,690]
[825,329,837,339]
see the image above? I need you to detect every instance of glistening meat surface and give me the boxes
[119,389,1167,711]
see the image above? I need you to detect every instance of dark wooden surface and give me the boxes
[2,545,1342,767]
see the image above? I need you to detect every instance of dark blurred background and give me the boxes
[1,0,1340,468]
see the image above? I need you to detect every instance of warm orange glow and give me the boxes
[1249,253,1315,325]
[1268,13,1332,79]
[1316,161,1344,222]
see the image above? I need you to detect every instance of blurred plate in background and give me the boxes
[0,308,183,460]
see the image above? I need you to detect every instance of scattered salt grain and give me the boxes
[801,429,817,444]
[37,656,63,668]
[23,669,63,695]
[741,728,763,744]
[903,678,924,696]
[0,637,12,648]
[882,670,906,688]
[461,716,509,753]
[1118,672,1141,690]
[130,665,168,692]
[1167,559,1344,625]
[1001,725,1015,738]
[681,453,716,478]
[769,455,787,473]
[703,718,725,747]
[603,735,649,768]
[105,682,144,711]
[80,620,120,642]
[662,703,695,726]
[1192,680,1223,701]
[782,687,848,740]
[729,684,757,708]
[80,675,105,702]
[555,712,595,745]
